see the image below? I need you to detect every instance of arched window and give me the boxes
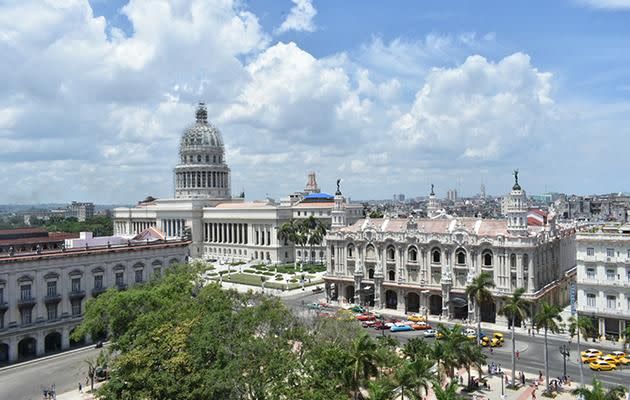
[408,247,418,262]
[482,250,493,267]
[432,248,441,264]
[456,249,466,265]
[366,245,376,260]
[388,270,395,281]
[510,254,517,269]
[347,245,354,258]
[368,269,375,279]
[255,251,258,259]
[523,254,529,272]
[297,250,301,257]
[319,250,324,259]
[311,250,316,259]
[387,247,395,261]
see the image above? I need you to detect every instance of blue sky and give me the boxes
[1,0,629,204]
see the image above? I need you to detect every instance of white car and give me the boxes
[464,328,476,336]
[424,329,437,338]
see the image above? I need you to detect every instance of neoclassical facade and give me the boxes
[324,178,576,324]
[113,103,363,263]
[0,240,189,363]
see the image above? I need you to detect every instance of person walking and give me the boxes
[516,350,520,360]
[78,382,82,394]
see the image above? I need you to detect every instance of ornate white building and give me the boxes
[0,239,189,363]
[324,174,577,324]
[576,224,630,339]
[113,103,363,263]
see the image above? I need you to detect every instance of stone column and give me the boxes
[398,247,405,283]
[516,254,524,289]
[397,289,406,313]
[36,331,45,356]
[8,336,17,362]
[61,327,70,350]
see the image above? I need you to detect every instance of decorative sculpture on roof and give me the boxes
[512,169,521,190]
[430,183,435,196]
[336,178,342,195]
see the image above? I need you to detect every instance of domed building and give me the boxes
[113,103,364,261]
[175,103,231,200]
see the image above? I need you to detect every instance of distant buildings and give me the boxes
[576,223,630,339]
[392,194,406,202]
[65,201,95,222]
[0,228,78,255]
[446,189,458,202]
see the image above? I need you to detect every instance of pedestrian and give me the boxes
[521,371,526,385]
[532,389,537,400]
[78,383,82,394]
[538,371,543,383]
[505,375,509,385]
[516,350,520,360]
[528,328,531,335]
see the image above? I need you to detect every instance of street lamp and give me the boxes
[559,344,570,378]
[501,371,505,396]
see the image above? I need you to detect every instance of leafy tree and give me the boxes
[301,215,327,266]
[396,357,435,400]
[367,379,396,400]
[436,324,467,378]
[465,272,495,346]
[368,210,384,218]
[572,378,626,400]
[277,219,303,269]
[347,333,380,400]
[459,341,486,389]
[534,302,563,394]
[499,287,529,388]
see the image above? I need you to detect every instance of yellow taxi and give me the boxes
[611,351,626,362]
[589,360,616,371]
[581,348,602,357]
[490,333,504,347]
[407,314,426,322]
[619,355,630,366]
[436,331,444,340]
[598,355,619,365]
[581,349,602,363]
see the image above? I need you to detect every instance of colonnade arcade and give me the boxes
[175,170,228,189]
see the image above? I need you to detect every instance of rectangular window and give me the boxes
[47,303,58,320]
[607,248,615,258]
[586,293,596,307]
[20,284,31,300]
[71,299,82,316]
[71,278,81,292]
[0,287,3,304]
[135,270,143,283]
[0,313,3,329]
[94,275,103,289]
[115,272,124,287]
[586,268,595,279]
[607,295,616,309]
[47,281,57,297]
[586,248,594,256]
[606,269,615,281]
[21,308,32,325]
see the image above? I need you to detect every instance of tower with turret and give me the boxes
[506,170,528,236]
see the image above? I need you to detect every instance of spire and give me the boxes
[195,102,208,124]
[335,178,342,196]
[430,183,435,196]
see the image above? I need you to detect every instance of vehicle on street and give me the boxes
[424,329,437,338]
[598,355,619,365]
[581,348,602,357]
[611,351,626,361]
[362,320,377,327]
[619,355,630,365]
[356,313,377,321]
[407,314,426,322]
[412,322,432,330]
[390,324,414,332]
[311,286,323,293]
[306,302,321,310]
[589,360,616,371]
[464,328,477,341]
[350,305,367,313]
[373,321,388,330]
[490,332,504,347]
[581,351,601,363]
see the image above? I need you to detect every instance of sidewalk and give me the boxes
[57,382,104,400]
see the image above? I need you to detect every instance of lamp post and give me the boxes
[501,371,505,397]
[559,344,570,378]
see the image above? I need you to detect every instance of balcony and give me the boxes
[0,302,8,311]
[44,294,62,304]
[17,297,36,307]
[68,290,86,300]
[453,263,468,270]
[92,287,107,297]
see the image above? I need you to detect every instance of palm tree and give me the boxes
[572,378,627,400]
[301,215,327,266]
[459,341,486,389]
[403,337,431,361]
[347,333,380,400]
[533,302,563,394]
[436,324,466,378]
[499,287,529,389]
[367,379,396,400]
[277,219,302,269]
[396,358,435,400]
[569,314,594,387]
[465,272,495,346]
[622,325,630,352]
[432,381,465,400]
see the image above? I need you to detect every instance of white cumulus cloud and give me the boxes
[275,0,317,34]
[576,0,630,9]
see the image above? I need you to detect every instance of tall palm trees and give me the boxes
[347,333,380,400]
[302,215,327,265]
[572,378,627,400]
[277,216,327,270]
[569,314,594,387]
[465,272,495,345]
[499,287,529,388]
[277,219,304,268]
[534,302,563,394]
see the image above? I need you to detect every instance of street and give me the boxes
[0,346,103,400]
[3,289,629,400]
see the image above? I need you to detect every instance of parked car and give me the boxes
[356,313,377,321]
[362,320,377,328]
[589,360,616,371]
[619,355,630,366]
[373,321,388,330]
[581,351,601,363]
[598,355,619,365]
[407,314,426,322]
[306,302,321,310]
[581,348,602,357]
[311,286,323,293]
[350,305,367,313]
[611,351,626,362]
[424,329,437,338]
[390,324,414,332]
[412,322,432,330]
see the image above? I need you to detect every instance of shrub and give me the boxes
[289,279,298,283]
[243,269,257,274]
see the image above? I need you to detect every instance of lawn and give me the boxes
[211,273,324,290]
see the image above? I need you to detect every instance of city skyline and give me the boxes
[2,0,630,204]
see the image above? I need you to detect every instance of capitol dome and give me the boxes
[174,102,231,200]
[180,103,224,148]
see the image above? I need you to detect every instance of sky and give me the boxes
[1,0,630,204]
